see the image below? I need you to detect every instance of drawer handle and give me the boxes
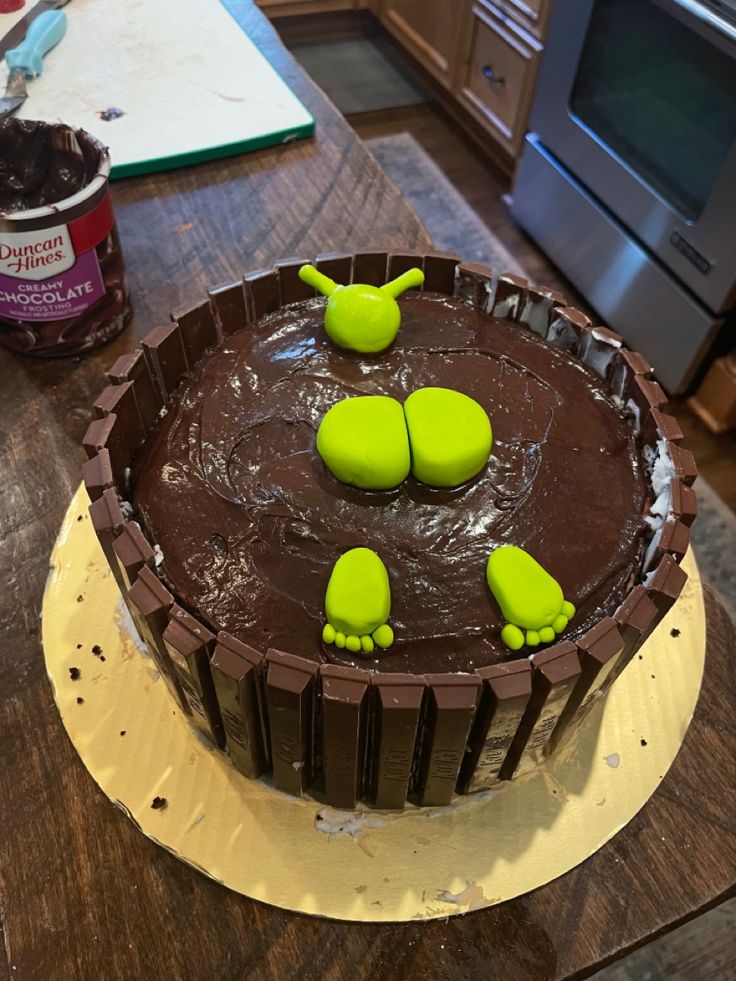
[482,65,505,85]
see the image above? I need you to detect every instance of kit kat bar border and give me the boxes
[546,304,593,354]
[93,381,146,456]
[207,279,249,336]
[320,665,370,809]
[88,487,126,597]
[519,284,567,336]
[162,605,224,748]
[315,252,353,285]
[388,250,425,283]
[411,674,481,807]
[82,413,129,491]
[141,322,189,402]
[170,298,219,368]
[242,268,280,323]
[422,251,460,294]
[492,273,528,320]
[107,349,163,435]
[112,520,156,597]
[578,326,625,378]
[211,632,269,779]
[611,585,661,686]
[352,250,388,287]
[82,449,115,503]
[546,618,626,756]
[274,258,316,305]
[265,649,319,797]
[367,673,426,809]
[127,566,190,715]
[500,641,582,780]
[459,659,533,794]
[454,261,493,310]
[608,347,655,401]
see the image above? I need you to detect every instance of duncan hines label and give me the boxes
[0,193,112,323]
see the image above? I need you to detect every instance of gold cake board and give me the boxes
[43,485,706,922]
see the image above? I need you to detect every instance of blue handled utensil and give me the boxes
[0,9,67,119]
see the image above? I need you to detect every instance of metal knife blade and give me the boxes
[0,8,67,119]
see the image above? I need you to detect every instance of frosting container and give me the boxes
[0,118,131,356]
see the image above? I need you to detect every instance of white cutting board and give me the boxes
[0,0,314,177]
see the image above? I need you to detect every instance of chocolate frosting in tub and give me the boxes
[0,119,97,214]
[132,294,648,673]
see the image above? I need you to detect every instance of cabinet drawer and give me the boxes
[459,2,542,154]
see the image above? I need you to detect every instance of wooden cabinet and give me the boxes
[457,1,542,157]
[256,0,369,16]
[378,0,468,90]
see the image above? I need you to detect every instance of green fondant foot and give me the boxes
[323,548,394,654]
[486,546,576,651]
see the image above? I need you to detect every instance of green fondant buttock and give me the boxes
[486,546,576,651]
[316,395,410,490]
[404,387,493,487]
[298,263,425,353]
[324,547,394,654]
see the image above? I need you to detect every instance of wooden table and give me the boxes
[1,3,734,979]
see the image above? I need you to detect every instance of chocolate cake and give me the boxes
[84,251,696,810]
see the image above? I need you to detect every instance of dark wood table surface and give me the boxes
[1,3,734,979]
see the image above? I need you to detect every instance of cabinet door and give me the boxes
[381,0,468,89]
[458,2,542,156]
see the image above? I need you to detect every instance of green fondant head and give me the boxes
[298,263,424,353]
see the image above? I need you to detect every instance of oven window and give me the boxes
[570,0,736,221]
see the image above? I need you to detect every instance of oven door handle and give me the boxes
[666,0,736,45]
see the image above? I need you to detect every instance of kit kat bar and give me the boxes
[670,479,698,527]
[208,279,249,336]
[611,585,660,683]
[578,327,624,378]
[501,642,581,779]
[275,258,315,304]
[107,350,162,434]
[412,674,480,807]
[645,553,688,617]
[265,649,319,797]
[127,566,189,714]
[388,250,425,283]
[519,285,566,336]
[162,606,224,748]
[243,269,280,323]
[454,262,493,310]
[368,673,425,809]
[547,619,625,755]
[608,348,653,401]
[82,414,128,490]
[89,488,127,596]
[352,250,388,286]
[111,521,155,593]
[492,273,527,321]
[211,632,269,778]
[321,665,370,809]
[645,518,691,573]
[459,659,532,794]
[141,323,189,402]
[315,252,353,285]
[170,299,219,368]
[423,251,459,294]
[667,442,698,486]
[546,305,591,353]
[93,381,146,456]
[82,449,115,502]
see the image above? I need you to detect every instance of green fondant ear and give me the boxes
[317,395,410,490]
[404,387,492,487]
[324,548,393,650]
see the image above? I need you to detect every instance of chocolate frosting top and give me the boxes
[0,119,99,213]
[132,294,648,673]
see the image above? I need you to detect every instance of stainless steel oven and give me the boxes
[510,0,736,393]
